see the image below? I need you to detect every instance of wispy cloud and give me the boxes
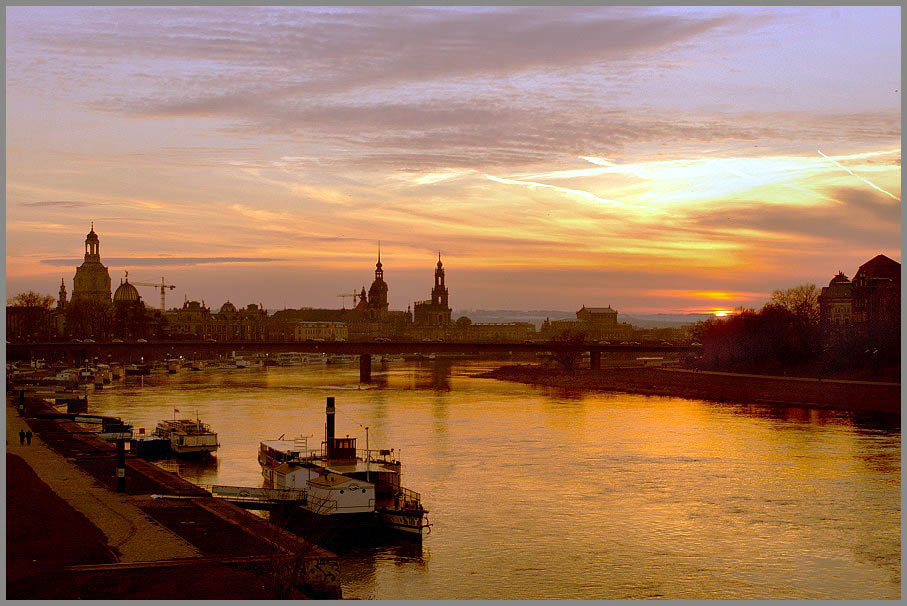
[21,200,100,209]
[41,257,285,267]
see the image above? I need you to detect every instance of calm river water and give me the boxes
[88,360,900,599]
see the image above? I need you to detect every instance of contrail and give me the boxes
[817,149,900,201]
[485,175,625,207]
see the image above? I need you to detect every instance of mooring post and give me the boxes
[359,354,372,383]
[590,351,601,370]
[115,438,126,492]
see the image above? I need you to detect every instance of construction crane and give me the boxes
[337,291,361,309]
[133,276,176,311]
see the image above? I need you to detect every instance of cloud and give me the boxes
[40,256,285,267]
[23,8,740,102]
[21,200,100,208]
[687,187,900,248]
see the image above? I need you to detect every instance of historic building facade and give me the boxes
[293,321,348,342]
[818,254,900,359]
[164,299,213,340]
[818,272,854,334]
[211,302,269,342]
[541,305,633,341]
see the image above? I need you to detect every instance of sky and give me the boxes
[5,6,901,315]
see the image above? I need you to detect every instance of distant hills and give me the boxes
[453,309,713,329]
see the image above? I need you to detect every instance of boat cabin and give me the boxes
[326,436,357,462]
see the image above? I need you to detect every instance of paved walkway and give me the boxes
[7,402,200,562]
[661,367,899,386]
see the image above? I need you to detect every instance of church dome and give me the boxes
[86,225,99,241]
[220,301,237,314]
[113,279,140,303]
[829,272,850,286]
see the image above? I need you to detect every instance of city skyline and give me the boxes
[6,6,901,314]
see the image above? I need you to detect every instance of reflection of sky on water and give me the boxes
[89,362,899,599]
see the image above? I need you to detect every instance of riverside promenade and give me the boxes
[6,391,341,599]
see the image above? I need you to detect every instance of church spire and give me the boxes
[375,242,383,279]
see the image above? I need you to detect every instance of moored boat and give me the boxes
[258,397,430,538]
[125,363,152,376]
[154,413,220,455]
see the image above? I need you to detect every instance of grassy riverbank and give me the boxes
[479,365,900,416]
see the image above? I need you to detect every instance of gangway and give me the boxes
[151,485,309,511]
[152,484,339,512]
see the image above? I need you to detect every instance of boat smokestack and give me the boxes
[325,396,335,457]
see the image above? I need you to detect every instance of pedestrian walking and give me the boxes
[25,430,33,446]
[19,430,25,445]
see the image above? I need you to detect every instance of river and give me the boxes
[87,359,900,599]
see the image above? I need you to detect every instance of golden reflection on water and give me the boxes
[89,361,899,599]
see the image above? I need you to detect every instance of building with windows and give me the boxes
[211,302,268,341]
[165,299,214,340]
[818,272,854,332]
[293,321,348,342]
[819,254,900,357]
[541,305,633,341]
[459,322,536,342]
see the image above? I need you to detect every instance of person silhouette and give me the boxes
[25,430,32,446]
[19,430,25,445]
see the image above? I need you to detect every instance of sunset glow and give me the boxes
[6,6,900,313]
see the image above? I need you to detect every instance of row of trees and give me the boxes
[692,287,820,372]
[692,284,898,375]
[7,290,163,342]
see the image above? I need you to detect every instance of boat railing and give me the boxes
[370,477,422,507]
[357,448,400,465]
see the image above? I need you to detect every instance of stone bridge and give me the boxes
[7,341,700,382]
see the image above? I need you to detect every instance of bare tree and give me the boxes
[8,291,55,309]
[551,329,586,374]
[770,284,820,324]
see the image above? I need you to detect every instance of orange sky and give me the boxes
[5,7,901,314]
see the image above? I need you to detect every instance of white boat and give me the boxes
[258,397,430,538]
[166,359,181,374]
[234,357,250,368]
[325,354,358,365]
[154,416,219,455]
[276,352,303,366]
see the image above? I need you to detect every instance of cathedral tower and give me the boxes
[71,224,112,304]
[57,278,67,311]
